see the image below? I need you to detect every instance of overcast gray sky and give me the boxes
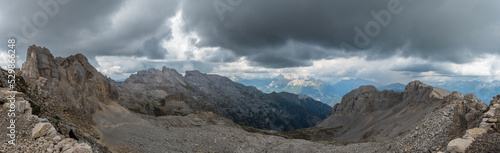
[1,0,499,84]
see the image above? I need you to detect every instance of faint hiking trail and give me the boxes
[100,120,146,128]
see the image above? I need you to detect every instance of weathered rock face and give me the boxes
[115,67,204,116]
[307,81,486,152]
[0,86,93,153]
[31,122,57,139]
[21,45,118,118]
[464,94,500,152]
[20,45,118,152]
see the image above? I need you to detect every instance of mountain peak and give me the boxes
[357,85,378,92]
[161,66,177,73]
[404,80,451,100]
[21,45,55,80]
[185,70,203,76]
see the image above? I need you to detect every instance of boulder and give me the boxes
[15,100,27,113]
[63,143,92,153]
[52,135,62,142]
[484,107,496,118]
[493,104,500,108]
[479,123,495,130]
[57,138,77,152]
[447,138,473,153]
[31,123,57,139]
[487,118,498,123]
[464,128,487,140]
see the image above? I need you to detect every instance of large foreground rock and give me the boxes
[32,122,57,139]
[464,128,487,140]
[447,138,473,153]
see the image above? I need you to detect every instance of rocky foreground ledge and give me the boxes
[0,88,92,153]
[445,95,500,153]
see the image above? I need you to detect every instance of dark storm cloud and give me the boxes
[202,49,239,63]
[391,63,450,74]
[180,0,500,68]
[0,0,179,63]
[245,41,354,68]
[2,0,499,76]
[140,33,171,59]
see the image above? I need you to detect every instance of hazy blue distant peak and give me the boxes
[428,80,500,104]
[377,83,406,92]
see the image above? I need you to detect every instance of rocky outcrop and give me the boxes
[19,45,118,152]
[298,81,487,152]
[21,45,119,118]
[448,138,473,153]
[115,67,205,116]
[31,122,57,139]
[0,88,92,153]
[463,95,500,152]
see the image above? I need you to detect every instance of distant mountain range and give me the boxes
[232,75,403,106]
[431,80,500,104]
[233,75,499,105]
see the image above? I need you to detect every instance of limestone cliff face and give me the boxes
[115,67,204,116]
[308,81,486,152]
[21,45,118,117]
[20,45,119,152]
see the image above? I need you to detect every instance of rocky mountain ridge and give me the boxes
[115,67,332,131]
[283,81,488,152]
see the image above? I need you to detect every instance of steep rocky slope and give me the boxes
[283,81,487,152]
[115,68,331,131]
[0,89,92,153]
[19,45,121,152]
